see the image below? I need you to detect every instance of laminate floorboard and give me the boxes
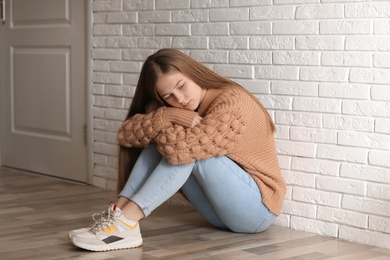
[1,166,390,260]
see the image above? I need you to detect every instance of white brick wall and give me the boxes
[91,0,390,249]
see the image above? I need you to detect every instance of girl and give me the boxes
[69,48,286,252]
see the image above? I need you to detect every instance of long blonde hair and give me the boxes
[117,48,275,193]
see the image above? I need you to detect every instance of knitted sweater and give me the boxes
[117,87,286,215]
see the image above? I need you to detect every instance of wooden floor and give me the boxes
[1,167,390,260]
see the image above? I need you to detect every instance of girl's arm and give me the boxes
[117,107,198,148]
[154,101,246,165]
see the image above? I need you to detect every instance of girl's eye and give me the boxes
[164,94,171,99]
[179,83,185,89]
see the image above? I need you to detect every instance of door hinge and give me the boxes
[83,124,87,146]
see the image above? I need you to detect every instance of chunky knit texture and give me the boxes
[118,87,286,215]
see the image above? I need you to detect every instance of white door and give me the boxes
[0,0,87,182]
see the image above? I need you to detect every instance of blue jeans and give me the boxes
[119,143,275,233]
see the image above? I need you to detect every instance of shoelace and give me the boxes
[90,207,120,233]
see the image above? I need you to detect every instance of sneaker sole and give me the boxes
[71,236,143,252]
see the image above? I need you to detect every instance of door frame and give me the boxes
[85,0,93,185]
[0,0,94,185]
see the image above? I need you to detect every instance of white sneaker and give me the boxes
[70,203,142,251]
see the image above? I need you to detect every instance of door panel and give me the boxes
[0,0,87,182]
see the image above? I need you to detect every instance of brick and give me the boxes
[273,21,318,35]
[122,49,154,61]
[191,0,229,8]
[319,83,371,100]
[374,20,390,35]
[321,52,371,67]
[346,36,390,51]
[93,60,109,71]
[123,0,154,11]
[369,150,390,168]
[293,187,341,207]
[369,216,390,233]
[105,85,134,97]
[138,37,171,48]
[300,67,348,82]
[213,64,253,79]
[350,68,390,84]
[345,2,390,18]
[367,183,390,201]
[292,157,340,176]
[109,61,141,73]
[105,108,128,121]
[293,97,341,113]
[272,81,318,96]
[189,50,228,63]
[323,114,374,132]
[340,163,390,184]
[338,131,390,150]
[107,12,137,24]
[250,36,294,50]
[235,79,270,94]
[231,0,271,6]
[290,216,338,237]
[156,0,190,10]
[295,4,343,19]
[277,155,292,170]
[93,24,122,36]
[94,118,122,132]
[229,50,271,64]
[93,72,122,84]
[105,37,138,48]
[94,154,108,166]
[275,111,321,127]
[192,23,229,36]
[290,127,337,144]
[273,51,319,66]
[124,25,153,36]
[373,53,390,68]
[173,10,208,22]
[255,66,299,80]
[276,140,316,158]
[211,37,248,50]
[93,0,122,12]
[296,36,344,50]
[94,95,125,109]
[282,200,316,217]
[343,100,390,117]
[138,11,171,23]
[172,37,208,49]
[275,125,289,140]
[273,214,290,228]
[258,95,293,110]
[320,20,371,35]
[343,195,390,217]
[316,175,365,195]
[375,118,390,134]
[231,21,271,35]
[250,6,294,20]
[93,142,119,156]
[318,207,367,229]
[317,144,368,163]
[210,8,249,22]
[156,24,190,36]
[92,49,121,60]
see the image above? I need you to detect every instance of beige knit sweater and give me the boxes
[118,87,286,215]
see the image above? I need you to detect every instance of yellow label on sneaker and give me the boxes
[102,223,117,234]
[119,220,138,230]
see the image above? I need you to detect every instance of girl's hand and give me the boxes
[191,115,203,127]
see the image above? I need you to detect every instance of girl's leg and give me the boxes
[127,158,195,217]
[118,143,162,200]
[183,156,275,233]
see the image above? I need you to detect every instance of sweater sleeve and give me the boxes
[154,93,246,164]
[117,107,171,148]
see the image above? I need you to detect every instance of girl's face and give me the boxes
[155,71,206,111]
